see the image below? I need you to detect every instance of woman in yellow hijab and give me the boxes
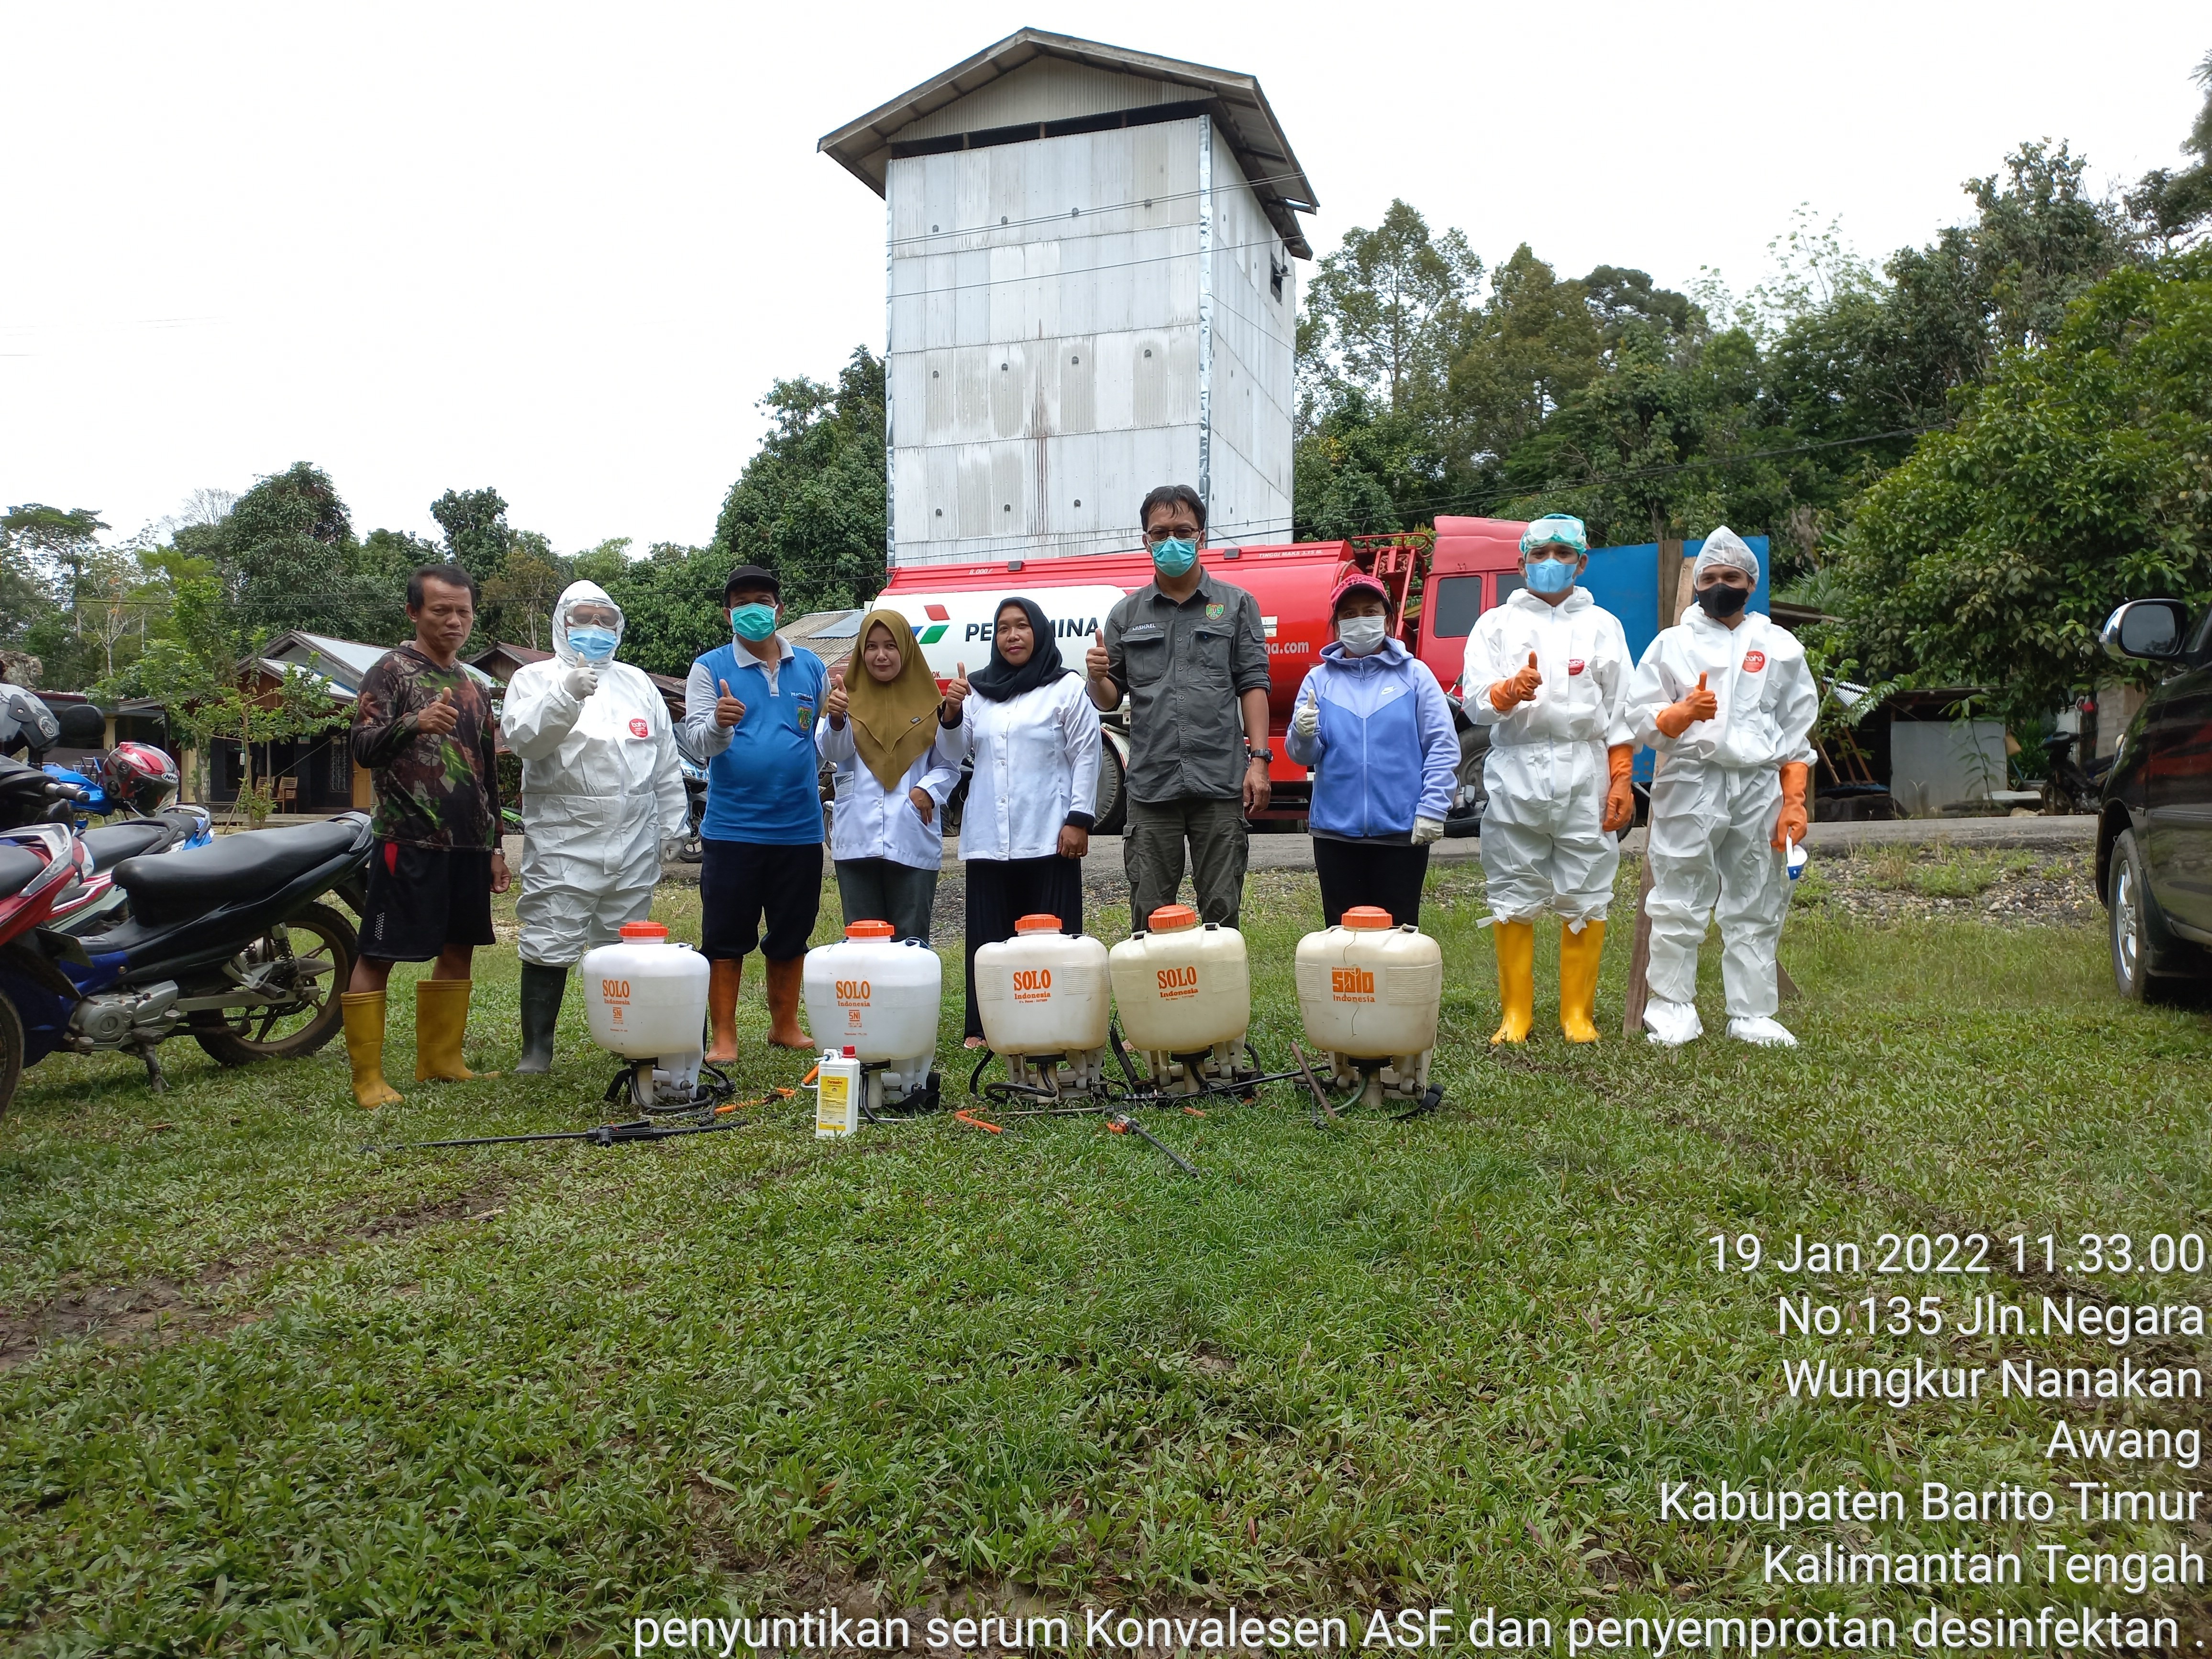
[818,608,971,942]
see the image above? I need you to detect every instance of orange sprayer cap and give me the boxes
[619,921,669,940]
[1342,907,1393,929]
[1015,914,1063,934]
[844,920,896,939]
[1147,905,1199,932]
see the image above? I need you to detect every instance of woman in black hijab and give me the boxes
[943,597,1104,1045]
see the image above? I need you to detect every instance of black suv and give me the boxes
[2098,598,2212,1001]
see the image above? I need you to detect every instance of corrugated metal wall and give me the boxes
[885,114,1295,569]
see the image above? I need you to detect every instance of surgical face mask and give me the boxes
[1695,581,1750,619]
[566,625,618,662]
[1524,555,1577,595]
[1150,537,1198,577]
[730,602,778,642]
[1336,616,1388,656]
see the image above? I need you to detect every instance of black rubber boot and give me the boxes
[515,961,567,1074]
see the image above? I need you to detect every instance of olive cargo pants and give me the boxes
[1124,796,1248,930]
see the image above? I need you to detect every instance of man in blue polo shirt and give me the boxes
[681,564,828,1061]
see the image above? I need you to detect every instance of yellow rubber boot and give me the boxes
[1559,918,1606,1043]
[415,978,496,1082]
[1490,920,1535,1045]
[341,991,403,1109]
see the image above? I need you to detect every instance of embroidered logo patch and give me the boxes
[1206,602,1226,619]
[796,704,815,730]
[1568,658,1586,676]
[1742,650,1767,673]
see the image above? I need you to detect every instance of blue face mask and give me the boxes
[1525,555,1578,595]
[730,603,778,642]
[1150,537,1198,578]
[566,625,618,662]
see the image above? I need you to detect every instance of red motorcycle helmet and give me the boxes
[104,741,180,816]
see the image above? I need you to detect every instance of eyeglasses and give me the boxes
[1144,524,1201,544]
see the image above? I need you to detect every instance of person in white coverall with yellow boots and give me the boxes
[1462,514,1637,1044]
[499,580,689,1072]
[1627,528,1817,1049]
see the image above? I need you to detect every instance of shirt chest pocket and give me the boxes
[1189,626,1232,685]
[1121,625,1168,686]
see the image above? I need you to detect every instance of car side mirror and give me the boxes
[2101,598,2190,662]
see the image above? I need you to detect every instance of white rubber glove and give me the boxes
[1411,816,1445,845]
[1292,697,1319,740]
[561,659,598,699]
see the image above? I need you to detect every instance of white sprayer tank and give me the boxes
[1109,906,1250,1092]
[1294,907,1444,1106]
[582,921,708,1089]
[802,921,942,1111]
[976,913,1111,1094]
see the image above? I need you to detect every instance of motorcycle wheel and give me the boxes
[0,991,22,1120]
[189,901,358,1066]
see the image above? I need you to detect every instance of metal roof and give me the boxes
[818,28,1317,257]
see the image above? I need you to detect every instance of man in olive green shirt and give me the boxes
[1084,484,1273,929]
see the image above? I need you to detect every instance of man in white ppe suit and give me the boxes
[1463,513,1637,1044]
[1627,527,1816,1049]
[499,580,688,1072]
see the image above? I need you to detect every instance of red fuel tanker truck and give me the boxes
[866,517,1768,833]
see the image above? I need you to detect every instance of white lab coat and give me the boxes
[1462,587,1635,926]
[818,711,962,871]
[1626,608,1819,1018]
[942,674,1102,863]
[499,580,689,967]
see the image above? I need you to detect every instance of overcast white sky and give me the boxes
[2,1,2204,555]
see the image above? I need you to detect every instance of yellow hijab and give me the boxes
[844,609,944,792]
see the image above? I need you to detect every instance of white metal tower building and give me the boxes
[819,30,1316,571]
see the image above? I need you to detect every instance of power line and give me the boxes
[889,234,1295,303]
[886,170,1312,250]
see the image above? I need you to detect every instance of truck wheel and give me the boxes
[2108,829,2197,1004]
[0,992,22,1121]
[190,901,358,1065]
[1094,744,1127,836]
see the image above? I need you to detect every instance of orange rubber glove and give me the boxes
[1489,652,1542,713]
[1600,744,1637,833]
[1773,760,1811,851]
[1653,671,1718,739]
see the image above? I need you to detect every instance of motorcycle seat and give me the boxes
[82,820,176,873]
[0,844,44,900]
[116,818,363,927]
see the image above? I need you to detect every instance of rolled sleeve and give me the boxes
[1230,590,1271,696]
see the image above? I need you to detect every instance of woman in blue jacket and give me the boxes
[1284,574,1460,926]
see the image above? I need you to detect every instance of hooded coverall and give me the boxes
[1463,586,1635,927]
[1627,608,1818,1019]
[499,581,688,967]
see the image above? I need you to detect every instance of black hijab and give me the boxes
[967,596,1072,703]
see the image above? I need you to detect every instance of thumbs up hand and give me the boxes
[1489,651,1543,713]
[714,677,747,729]
[1684,670,1718,721]
[1084,628,1110,683]
[1656,669,1720,739]
[417,684,461,737]
[824,674,849,727]
[941,660,972,714]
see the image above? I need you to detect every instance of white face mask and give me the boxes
[1337,616,1388,657]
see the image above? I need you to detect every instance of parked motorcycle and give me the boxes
[2040,731,2112,816]
[0,755,371,1117]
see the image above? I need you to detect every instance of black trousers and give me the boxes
[963,854,1084,1040]
[1311,836,1431,928]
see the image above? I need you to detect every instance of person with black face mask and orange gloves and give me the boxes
[1626,527,1817,1049]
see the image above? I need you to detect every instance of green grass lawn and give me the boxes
[3,856,2208,1655]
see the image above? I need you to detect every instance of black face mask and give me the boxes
[1695,581,1750,619]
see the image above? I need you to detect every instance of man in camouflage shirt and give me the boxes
[339,564,510,1107]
